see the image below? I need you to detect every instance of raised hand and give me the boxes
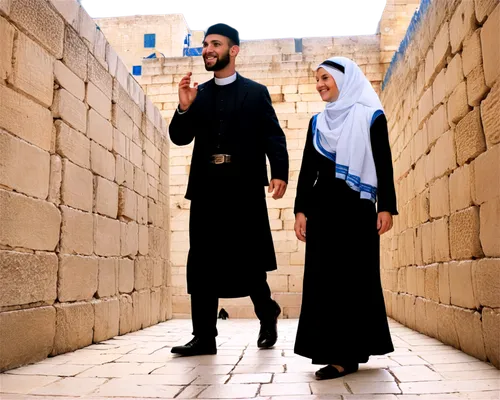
[178,72,198,111]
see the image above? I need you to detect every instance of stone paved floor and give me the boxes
[1,319,499,399]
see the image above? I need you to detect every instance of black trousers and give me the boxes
[191,273,277,338]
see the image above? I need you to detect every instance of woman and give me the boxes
[293,57,398,380]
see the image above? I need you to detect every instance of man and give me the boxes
[169,23,289,356]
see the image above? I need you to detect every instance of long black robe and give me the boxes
[293,114,397,365]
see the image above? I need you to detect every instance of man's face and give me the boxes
[202,34,231,71]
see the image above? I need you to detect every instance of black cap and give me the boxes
[205,23,240,46]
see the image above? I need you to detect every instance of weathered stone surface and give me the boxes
[88,53,112,99]
[58,255,98,302]
[480,3,500,87]
[49,0,79,27]
[61,159,93,212]
[0,189,61,250]
[121,221,139,257]
[51,89,87,134]
[0,130,50,199]
[48,154,62,205]
[87,82,112,121]
[480,200,500,257]
[10,0,64,58]
[94,214,120,257]
[135,257,152,291]
[0,251,57,307]
[119,294,133,335]
[467,65,489,107]
[449,260,477,309]
[482,307,500,368]
[475,0,499,23]
[54,60,85,101]
[0,16,14,81]
[90,141,115,181]
[454,308,487,361]
[454,108,486,166]
[437,304,460,349]
[473,258,500,308]
[60,206,93,255]
[55,120,90,169]
[94,176,118,219]
[462,28,482,76]
[449,207,483,260]
[63,25,88,81]
[0,306,55,372]
[449,0,477,54]
[52,302,94,355]
[119,187,137,221]
[447,81,470,124]
[439,262,451,305]
[93,297,119,342]
[97,257,118,298]
[119,258,134,294]
[0,84,53,151]
[473,144,500,204]
[480,80,500,146]
[9,32,54,107]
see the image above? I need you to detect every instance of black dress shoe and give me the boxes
[315,363,359,380]
[170,337,216,356]
[257,301,281,349]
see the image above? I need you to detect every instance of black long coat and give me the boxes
[169,74,289,297]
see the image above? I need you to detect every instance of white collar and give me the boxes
[215,73,237,86]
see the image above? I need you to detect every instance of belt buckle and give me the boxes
[213,154,224,164]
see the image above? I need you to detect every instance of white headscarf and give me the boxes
[313,56,384,202]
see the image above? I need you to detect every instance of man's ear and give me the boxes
[230,45,240,57]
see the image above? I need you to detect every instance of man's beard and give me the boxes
[204,51,230,71]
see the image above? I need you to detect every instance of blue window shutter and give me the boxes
[294,38,303,53]
[144,33,156,48]
[132,65,142,76]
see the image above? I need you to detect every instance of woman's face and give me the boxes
[316,67,340,102]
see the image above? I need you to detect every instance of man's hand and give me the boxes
[377,211,393,235]
[268,179,287,200]
[178,72,198,111]
[294,212,306,242]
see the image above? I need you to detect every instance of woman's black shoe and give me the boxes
[315,363,359,380]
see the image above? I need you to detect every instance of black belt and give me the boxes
[210,154,232,164]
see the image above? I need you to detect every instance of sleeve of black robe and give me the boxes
[293,114,398,216]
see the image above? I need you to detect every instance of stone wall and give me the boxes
[0,0,171,372]
[380,0,500,368]
[95,15,190,72]
[141,35,386,318]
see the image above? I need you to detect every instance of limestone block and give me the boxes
[58,255,97,302]
[480,3,500,87]
[433,22,451,73]
[454,308,487,360]
[93,28,107,69]
[94,176,118,219]
[0,84,52,151]
[424,48,435,86]
[482,307,500,368]
[137,196,148,227]
[49,0,78,27]
[129,141,143,168]
[119,187,137,221]
[450,207,484,260]
[447,81,470,125]
[406,266,417,295]
[87,82,112,121]
[62,25,88,81]
[77,6,96,48]
[52,302,94,355]
[449,0,477,54]
[97,257,118,298]
[0,306,55,371]
[0,189,60,250]
[119,259,134,294]
[0,250,57,307]
[9,32,54,107]
[121,221,139,257]
[475,0,499,23]
[91,142,115,181]
[93,214,120,256]
[60,205,93,255]
[445,53,464,98]
[433,130,457,178]
[430,176,450,218]
[0,131,50,199]
[424,299,439,338]
[449,164,473,212]
[138,289,152,328]
[115,155,134,190]
[404,294,417,330]
[10,0,64,58]
[55,120,90,169]
[467,65,489,107]
[134,168,148,197]
[437,303,460,348]
[87,109,113,151]
[93,297,119,342]
[434,217,451,262]
[135,257,152,290]
[51,89,87,133]
[54,60,84,101]
[150,288,161,325]
[449,259,477,309]
[462,29,483,77]
[473,145,500,204]
[481,80,500,146]
[439,262,451,305]
[424,264,439,303]
[421,222,433,265]
[455,108,486,166]
[472,258,500,308]
[414,296,426,334]
[418,87,433,126]
[48,154,62,205]
[119,294,133,335]
[61,159,93,212]
[427,105,448,146]
[112,129,127,159]
[0,16,14,81]
[138,224,149,256]
[480,199,500,256]
[433,68,446,107]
